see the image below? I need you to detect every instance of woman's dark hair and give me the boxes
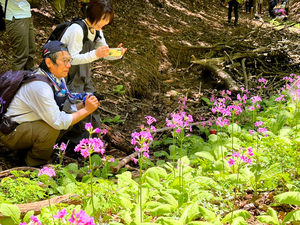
[87,0,114,25]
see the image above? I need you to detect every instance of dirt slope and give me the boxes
[0,0,300,168]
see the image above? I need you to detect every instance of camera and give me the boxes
[93,92,106,101]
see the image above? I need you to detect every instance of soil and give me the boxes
[1,0,300,164]
[0,0,299,162]
[0,0,300,221]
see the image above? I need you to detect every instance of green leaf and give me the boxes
[155,217,183,225]
[160,191,178,208]
[64,163,79,172]
[267,207,279,221]
[274,192,300,205]
[0,204,20,224]
[91,154,102,166]
[148,204,174,216]
[180,202,200,224]
[195,152,215,162]
[145,176,164,189]
[228,123,241,134]
[187,222,214,225]
[198,206,217,222]
[221,210,251,224]
[0,218,17,225]
[231,216,248,225]
[257,215,279,225]
[23,210,35,224]
[282,209,300,224]
[201,97,213,106]
[116,196,133,210]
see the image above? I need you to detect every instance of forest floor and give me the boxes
[0,0,300,167]
[0,0,299,164]
[1,0,300,223]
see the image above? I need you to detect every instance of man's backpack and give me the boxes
[0,70,52,119]
[46,18,101,45]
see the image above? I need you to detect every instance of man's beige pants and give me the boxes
[0,120,70,166]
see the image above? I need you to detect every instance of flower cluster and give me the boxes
[131,116,156,162]
[20,209,96,225]
[249,120,268,137]
[38,166,56,177]
[53,142,66,152]
[166,111,193,133]
[74,123,106,158]
[228,147,253,167]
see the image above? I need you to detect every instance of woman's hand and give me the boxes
[95,45,110,58]
[118,43,127,56]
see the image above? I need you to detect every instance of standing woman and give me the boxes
[60,0,127,144]
[0,0,35,71]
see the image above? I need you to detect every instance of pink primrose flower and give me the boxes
[131,157,138,164]
[30,215,42,225]
[85,123,93,132]
[232,152,240,158]
[53,208,67,223]
[81,148,90,158]
[38,167,56,177]
[60,142,66,151]
[228,158,235,167]
[254,121,263,127]
[145,116,157,125]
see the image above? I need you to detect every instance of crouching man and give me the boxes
[0,41,100,167]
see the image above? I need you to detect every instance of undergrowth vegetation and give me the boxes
[1,74,300,224]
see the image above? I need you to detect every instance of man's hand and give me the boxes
[84,95,100,112]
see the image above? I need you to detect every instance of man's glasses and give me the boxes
[60,58,73,66]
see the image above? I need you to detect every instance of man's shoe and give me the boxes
[234,22,238,26]
[228,19,231,23]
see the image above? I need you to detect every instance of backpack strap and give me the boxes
[73,19,102,44]
[73,19,89,44]
[4,0,8,18]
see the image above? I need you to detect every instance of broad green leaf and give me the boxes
[145,176,164,189]
[228,123,241,134]
[116,196,133,210]
[0,218,16,225]
[282,209,300,224]
[208,134,218,142]
[23,210,35,223]
[267,207,279,221]
[91,154,102,166]
[116,171,138,189]
[194,176,219,189]
[187,222,214,225]
[148,204,174,216]
[64,163,79,172]
[221,210,251,224]
[143,167,160,183]
[231,216,248,225]
[0,204,20,224]
[274,192,300,205]
[257,215,279,225]
[64,182,77,194]
[198,206,217,222]
[155,217,183,225]
[180,202,200,224]
[195,152,215,162]
[61,170,77,183]
[160,191,178,208]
